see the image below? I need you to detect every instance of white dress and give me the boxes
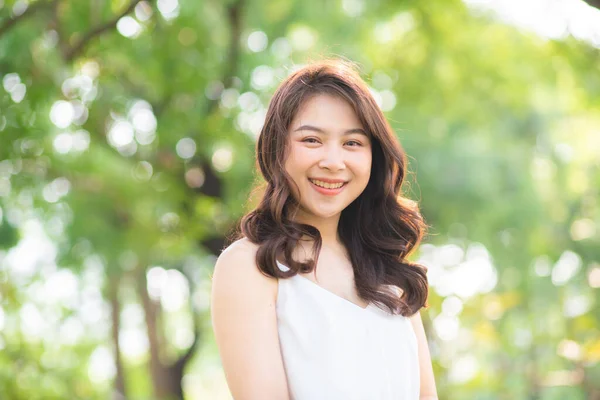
[276,261,420,400]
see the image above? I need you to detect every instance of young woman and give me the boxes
[211,59,438,400]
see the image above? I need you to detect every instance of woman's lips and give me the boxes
[308,179,348,196]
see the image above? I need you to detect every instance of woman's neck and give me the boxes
[291,210,341,247]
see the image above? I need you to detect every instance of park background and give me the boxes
[1,0,599,398]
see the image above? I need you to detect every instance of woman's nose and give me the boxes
[317,146,346,171]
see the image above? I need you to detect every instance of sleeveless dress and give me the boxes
[275,261,420,400]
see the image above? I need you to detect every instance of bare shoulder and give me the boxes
[215,237,261,276]
[221,236,259,257]
[211,237,278,307]
[210,237,289,398]
[409,309,439,398]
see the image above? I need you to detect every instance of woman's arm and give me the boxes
[409,310,439,400]
[211,239,291,400]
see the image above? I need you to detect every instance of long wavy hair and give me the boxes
[232,59,428,316]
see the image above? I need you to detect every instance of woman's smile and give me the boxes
[308,178,349,196]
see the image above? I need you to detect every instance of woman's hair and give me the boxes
[232,59,429,316]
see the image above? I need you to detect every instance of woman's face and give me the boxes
[284,94,372,220]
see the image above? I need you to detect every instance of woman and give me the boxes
[211,59,438,400]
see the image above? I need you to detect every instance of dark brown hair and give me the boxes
[233,59,428,316]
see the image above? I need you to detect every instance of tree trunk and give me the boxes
[108,275,127,400]
[137,268,201,400]
[138,270,172,398]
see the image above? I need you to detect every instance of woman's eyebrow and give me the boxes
[293,124,368,136]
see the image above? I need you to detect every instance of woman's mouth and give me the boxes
[308,178,348,196]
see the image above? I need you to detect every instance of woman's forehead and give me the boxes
[290,94,364,131]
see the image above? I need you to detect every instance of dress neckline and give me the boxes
[276,260,372,311]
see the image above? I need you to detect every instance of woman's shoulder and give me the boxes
[212,237,278,303]
[215,237,260,276]
[222,236,258,255]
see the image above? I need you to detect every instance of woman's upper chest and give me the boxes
[298,268,369,309]
[276,265,413,337]
[292,245,368,309]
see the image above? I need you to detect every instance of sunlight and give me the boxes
[271,37,292,59]
[588,265,600,288]
[147,267,189,311]
[157,0,179,20]
[42,177,71,203]
[108,120,134,147]
[147,266,168,300]
[433,314,460,341]
[3,219,57,283]
[247,31,268,52]
[120,327,150,359]
[419,242,498,300]
[43,267,79,305]
[235,108,266,139]
[463,0,600,47]
[11,0,27,16]
[288,26,317,52]
[570,218,596,241]
[129,100,157,141]
[342,0,365,17]
[379,90,397,112]
[176,137,196,160]
[551,250,582,286]
[160,269,189,312]
[78,286,107,330]
[135,1,153,21]
[49,100,74,129]
[132,161,153,181]
[563,294,591,318]
[212,147,233,172]
[52,133,73,154]
[185,167,205,188]
[117,16,142,38]
[448,354,478,384]
[442,295,464,317]
[220,88,239,109]
[533,255,552,277]
[88,346,116,384]
[173,326,195,349]
[251,65,275,91]
[59,317,85,345]
[0,307,5,332]
[20,302,46,341]
[237,92,260,112]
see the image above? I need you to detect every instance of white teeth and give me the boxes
[309,179,345,189]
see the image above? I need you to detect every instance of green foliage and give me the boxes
[0,0,598,398]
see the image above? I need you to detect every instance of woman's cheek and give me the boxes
[351,152,372,169]
[295,146,318,161]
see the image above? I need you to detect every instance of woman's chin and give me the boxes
[306,206,343,219]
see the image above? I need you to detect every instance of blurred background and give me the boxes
[0,0,599,399]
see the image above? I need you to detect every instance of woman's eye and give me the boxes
[301,138,362,147]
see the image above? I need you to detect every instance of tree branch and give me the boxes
[0,0,57,38]
[223,0,245,88]
[63,0,143,61]
[205,0,246,115]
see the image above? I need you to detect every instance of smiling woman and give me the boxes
[210,59,438,400]
[286,94,372,210]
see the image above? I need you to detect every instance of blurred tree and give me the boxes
[0,0,598,399]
